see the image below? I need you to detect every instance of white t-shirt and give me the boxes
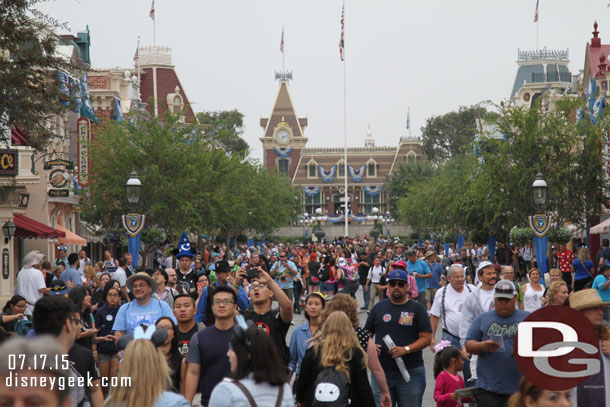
[367,266,385,283]
[478,288,495,312]
[522,283,544,313]
[16,267,45,315]
[113,267,127,287]
[431,283,476,336]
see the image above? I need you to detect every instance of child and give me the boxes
[433,342,472,407]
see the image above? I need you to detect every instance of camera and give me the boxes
[246,267,260,281]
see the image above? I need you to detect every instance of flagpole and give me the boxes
[137,36,141,87]
[536,19,539,50]
[342,2,348,238]
[153,17,156,46]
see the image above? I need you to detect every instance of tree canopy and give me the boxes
[80,112,297,243]
[196,110,249,157]
[420,105,483,162]
[0,0,76,149]
[397,97,610,241]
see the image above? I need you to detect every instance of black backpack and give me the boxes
[312,366,350,407]
[319,265,332,283]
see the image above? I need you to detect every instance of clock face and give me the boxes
[276,129,290,144]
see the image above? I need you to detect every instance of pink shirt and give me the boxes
[434,370,471,407]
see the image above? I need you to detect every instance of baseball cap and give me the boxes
[494,280,517,299]
[476,260,494,274]
[387,269,409,282]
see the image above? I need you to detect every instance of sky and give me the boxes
[38,0,610,161]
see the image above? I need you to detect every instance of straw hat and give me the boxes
[569,289,610,311]
[126,272,157,292]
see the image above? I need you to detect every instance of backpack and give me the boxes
[13,319,33,337]
[342,265,359,282]
[319,265,332,283]
[312,366,350,407]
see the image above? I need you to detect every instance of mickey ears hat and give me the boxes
[176,232,195,259]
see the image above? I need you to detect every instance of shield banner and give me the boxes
[528,214,551,238]
[122,214,146,237]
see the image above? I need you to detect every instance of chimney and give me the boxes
[592,21,601,48]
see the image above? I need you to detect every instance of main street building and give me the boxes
[260,75,424,219]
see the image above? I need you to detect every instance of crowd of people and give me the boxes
[1,233,609,407]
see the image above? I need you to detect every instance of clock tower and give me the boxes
[260,73,307,179]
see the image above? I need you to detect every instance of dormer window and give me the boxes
[166,85,184,122]
[406,150,417,164]
[307,159,318,179]
[366,158,377,178]
[337,160,345,177]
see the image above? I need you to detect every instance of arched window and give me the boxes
[337,159,345,177]
[406,150,417,164]
[366,158,377,178]
[307,159,318,179]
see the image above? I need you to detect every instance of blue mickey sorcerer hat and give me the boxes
[175,232,195,259]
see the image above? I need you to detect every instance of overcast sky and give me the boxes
[39,0,610,161]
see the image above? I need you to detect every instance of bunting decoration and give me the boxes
[273,147,293,158]
[363,185,383,196]
[348,164,366,182]
[302,186,322,197]
[318,165,337,183]
[325,214,370,223]
[350,214,369,222]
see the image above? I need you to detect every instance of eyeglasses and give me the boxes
[213,299,235,305]
[389,281,407,288]
[70,317,81,325]
[157,325,173,332]
[250,283,268,290]
[107,293,120,298]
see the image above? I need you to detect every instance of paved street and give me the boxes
[288,290,441,407]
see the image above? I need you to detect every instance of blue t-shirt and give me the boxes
[406,259,431,293]
[572,258,594,281]
[59,267,82,293]
[593,274,610,302]
[426,262,443,289]
[364,298,431,371]
[466,309,529,395]
[111,298,176,335]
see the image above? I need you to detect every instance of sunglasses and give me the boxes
[389,281,407,288]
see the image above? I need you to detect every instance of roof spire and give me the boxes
[592,21,601,48]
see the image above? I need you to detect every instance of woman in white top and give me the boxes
[522,268,544,312]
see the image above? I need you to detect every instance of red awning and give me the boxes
[14,214,66,239]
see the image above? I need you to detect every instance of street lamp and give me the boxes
[2,221,16,244]
[532,172,547,212]
[314,207,326,239]
[126,171,142,206]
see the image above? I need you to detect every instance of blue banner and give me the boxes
[444,242,450,256]
[533,234,548,282]
[128,234,142,270]
[247,238,254,247]
[457,235,465,251]
[487,236,496,263]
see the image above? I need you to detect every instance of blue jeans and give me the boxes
[361,284,370,308]
[371,366,426,407]
[441,331,472,385]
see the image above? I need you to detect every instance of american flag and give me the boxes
[133,46,139,69]
[339,2,344,61]
[150,0,155,20]
[280,27,284,53]
[534,0,539,22]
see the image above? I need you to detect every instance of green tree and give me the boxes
[386,161,436,213]
[80,112,296,244]
[196,110,249,157]
[0,0,76,149]
[420,105,483,162]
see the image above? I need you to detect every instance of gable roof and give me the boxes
[261,81,307,138]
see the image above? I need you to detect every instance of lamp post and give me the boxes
[530,172,549,282]
[2,221,16,244]
[367,207,381,241]
[380,212,395,238]
[123,171,144,271]
[299,212,314,240]
[313,207,327,240]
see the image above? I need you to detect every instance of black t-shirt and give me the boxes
[364,298,431,371]
[358,261,370,285]
[175,323,200,357]
[167,351,183,392]
[176,268,198,293]
[242,309,290,367]
[68,344,99,403]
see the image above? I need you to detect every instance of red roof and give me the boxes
[11,127,29,146]
[586,22,610,78]
[14,214,66,239]
[140,67,196,123]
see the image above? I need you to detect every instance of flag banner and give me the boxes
[528,214,551,237]
[348,164,366,182]
[302,186,322,197]
[318,165,337,183]
[273,146,293,158]
[339,3,344,61]
[280,27,284,53]
[150,0,155,20]
[534,0,539,22]
[533,234,548,279]
[363,185,383,196]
